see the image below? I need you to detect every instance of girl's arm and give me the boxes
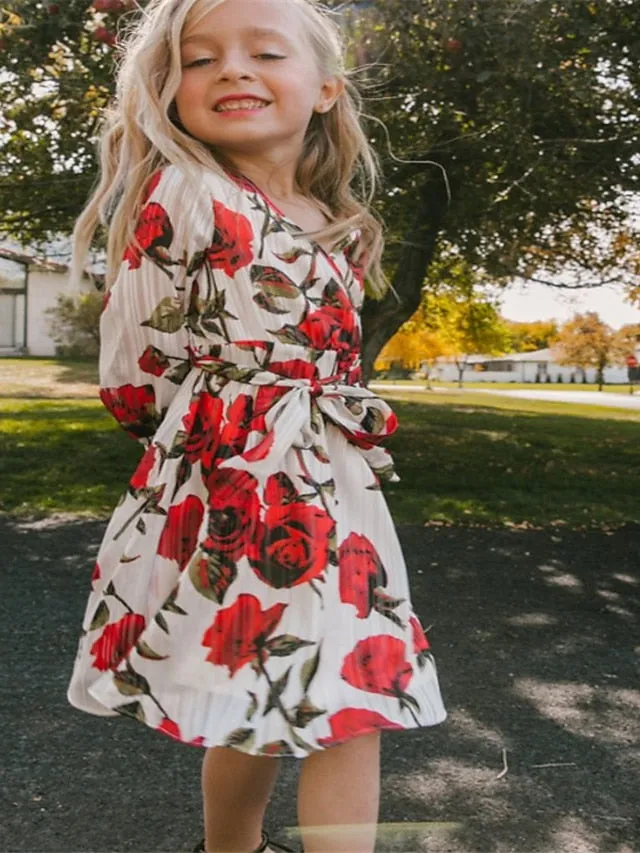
[98,165,213,444]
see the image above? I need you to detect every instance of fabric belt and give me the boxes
[190,344,401,484]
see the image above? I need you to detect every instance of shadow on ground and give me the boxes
[0,516,638,853]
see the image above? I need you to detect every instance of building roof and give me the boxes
[0,247,103,284]
[0,247,69,274]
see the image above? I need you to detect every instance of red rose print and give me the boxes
[207,201,254,276]
[338,532,388,618]
[123,202,173,270]
[218,394,253,459]
[409,615,430,654]
[90,613,146,671]
[248,503,335,589]
[100,383,159,439]
[129,444,157,491]
[158,495,205,570]
[138,345,171,377]
[251,385,288,432]
[181,392,224,470]
[157,717,205,746]
[341,635,413,697]
[201,593,287,676]
[297,309,343,350]
[269,359,317,381]
[318,708,403,747]
[236,339,272,351]
[158,716,181,739]
[91,562,101,584]
[241,431,275,462]
[264,472,299,506]
[203,468,260,560]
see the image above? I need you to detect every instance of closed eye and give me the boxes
[184,57,215,68]
[256,53,285,60]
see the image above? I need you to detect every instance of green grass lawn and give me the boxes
[382,389,639,529]
[1,388,638,529]
[0,399,140,516]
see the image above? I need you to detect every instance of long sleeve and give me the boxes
[98,165,213,443]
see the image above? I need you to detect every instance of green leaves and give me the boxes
[291,697,326,729]
[89,600,109,631]
[300,645,321,694]
[140,297,184,335]
[251,265,301,299]
[263,666,292,717]
[265,634,315,657]
[224,728,256,750]
[135,639,169,661]
[188,549,237,605]
[114,663,150,697]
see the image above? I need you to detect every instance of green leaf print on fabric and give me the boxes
[113,701,147,724]
[140,296,185,334]
[89,600,110,631]
[251,265,301,299]
[188,550,238,605]
[265,635,315,657]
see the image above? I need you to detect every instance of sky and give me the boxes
[500,281,640,329]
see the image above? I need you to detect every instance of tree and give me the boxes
[553,312,631,390]
[375,324,447,376]
[45,290,103,357]
[504,320,559,353]
[1,1,639,379]
[428,290,510,387]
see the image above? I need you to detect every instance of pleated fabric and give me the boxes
[67,164,446,757]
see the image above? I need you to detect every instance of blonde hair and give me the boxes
[70,0,388,298]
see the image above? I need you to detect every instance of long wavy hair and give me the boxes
[70,0,388,298]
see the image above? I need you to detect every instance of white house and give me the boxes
[432,347,639,385]
[0,248,98,357]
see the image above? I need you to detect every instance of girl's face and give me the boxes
[174,0,342,163]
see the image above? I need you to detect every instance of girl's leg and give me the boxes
[297,731,381,853]
[202,747,281,853]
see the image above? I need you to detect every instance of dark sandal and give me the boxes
[192,830,296,853]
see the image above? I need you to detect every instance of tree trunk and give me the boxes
[457,363,465,388]
[361,168,451,384]
[597,361,605,391]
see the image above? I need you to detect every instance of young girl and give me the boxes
[67,1,446,851]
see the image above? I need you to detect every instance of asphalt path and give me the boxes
[467,389,640,410]
[370,383,640,411]
[1,515,639,853]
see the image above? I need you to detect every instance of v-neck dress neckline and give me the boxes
[223,168,360,268]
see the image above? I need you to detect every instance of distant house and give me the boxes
[432,347,638,385]
[0,248,98,357]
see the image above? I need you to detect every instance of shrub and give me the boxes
[45,291,102,358]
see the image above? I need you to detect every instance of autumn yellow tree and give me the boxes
[427,292,511,387]
[553,313,632,391]
[375,325,448,376]
[505,320,558,353]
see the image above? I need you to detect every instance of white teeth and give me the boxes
[216,99,268,112]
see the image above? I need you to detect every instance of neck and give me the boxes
[219,149,303,202]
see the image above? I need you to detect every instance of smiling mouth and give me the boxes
[214,99,270,113]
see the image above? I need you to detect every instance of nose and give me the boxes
[216,51,255,82]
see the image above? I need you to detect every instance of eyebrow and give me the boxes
[181,27,292,46]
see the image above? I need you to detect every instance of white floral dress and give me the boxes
[67,164,446,757]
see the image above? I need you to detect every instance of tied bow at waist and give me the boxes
[191,352,401,484]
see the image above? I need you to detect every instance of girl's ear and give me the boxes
[315,77,345,114]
